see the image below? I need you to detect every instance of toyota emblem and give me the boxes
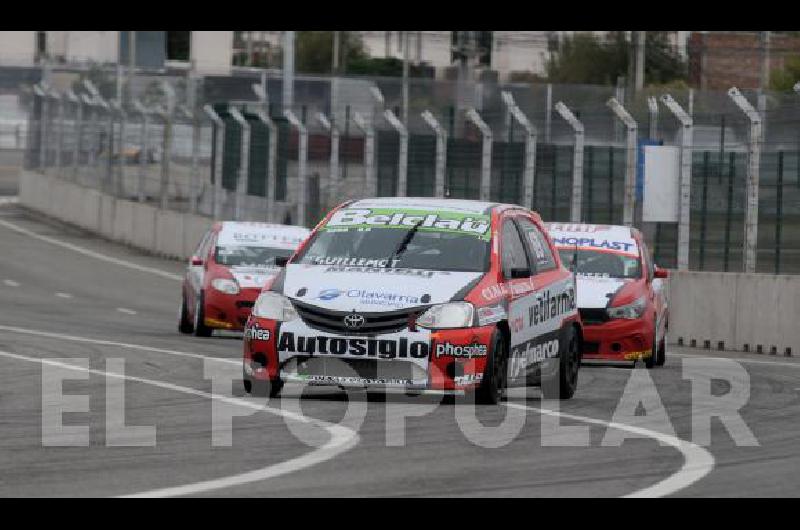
[343,312,365,329]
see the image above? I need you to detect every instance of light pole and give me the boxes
[607,97,638,227]
[660,94,693,271]
[555,101,584,222]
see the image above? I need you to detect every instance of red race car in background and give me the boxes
[546,223,669,368]
[242,198,583,403]
[179,221,311,337]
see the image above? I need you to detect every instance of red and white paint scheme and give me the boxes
[545,222,669,368]
[242,198,584,404]
[179,222,311,336]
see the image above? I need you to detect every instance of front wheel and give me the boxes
[542,325,581,400]
[475,331,508,405]
[178,294,194,334]
[193,292,213,337]
[644,323,657,369]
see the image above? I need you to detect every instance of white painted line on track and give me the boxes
[55,292,73,299]
[0,218,182,281]
[0,348,360,498]
[3,279,20,287]
[0,324,240,366]
[0,196,18,206]
[505,402,715,498]
[116,307,137,315]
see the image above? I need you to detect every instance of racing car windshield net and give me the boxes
[557,249,641,279]
[215,245,294,267]
[295,227,490,272]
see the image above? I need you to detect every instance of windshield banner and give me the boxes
[323,208,492,241]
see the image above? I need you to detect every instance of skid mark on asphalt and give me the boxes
[505,402,715,498]
[0,218,182,281]
[0,348,360,498]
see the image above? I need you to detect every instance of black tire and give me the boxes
[193,292,213,337]
[644,322,656,369]
[243,369,283,398]
[178,293,194,334]
[655,324,667,366]
[542,325,581,400]
[476,331,508,405]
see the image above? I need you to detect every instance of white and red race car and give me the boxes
[179,221,310,336]
[242,198,584,403]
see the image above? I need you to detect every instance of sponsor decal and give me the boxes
[510,338,560,378]
[245,324,271,341]
[322,265,443,278]
[315,288,420,307]
[481,277,537,301]
[547,223,611,234]
[277,331,430,360]
[528,288,577,327]
[308,256,401,268]
[324,208,492,240]
[551,236,636,254]
[204,317,234,329]
[304,375,414,385]
[577,272,612,279]
[435,342,488,359]
[477,304,506,326]
[453,373,483,385]
[624,350,652,361]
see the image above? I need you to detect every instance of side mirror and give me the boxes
[509,267,530,279]
[275,256,289,268]
[190,256,203,266]
[654,267,669,279]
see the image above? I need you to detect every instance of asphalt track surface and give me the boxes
[1,197,800,497]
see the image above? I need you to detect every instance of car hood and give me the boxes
[281,263,483,311]
[230,266,281,290]
[576,275,631,309]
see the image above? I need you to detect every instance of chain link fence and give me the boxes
[5,63,800,274]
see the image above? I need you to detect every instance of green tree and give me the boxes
[769,55,800,92]
[546,32,686,86]
[295,31,367,74]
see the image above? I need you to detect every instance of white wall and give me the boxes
[191,31,233,76]
[52,31,120,63]
[0,31,36,66]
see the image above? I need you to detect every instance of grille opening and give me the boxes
[579,308,608,325]
[611,342,622,352]
[291,299,428,335]
[252,353,268,368]
[285,356,422,381]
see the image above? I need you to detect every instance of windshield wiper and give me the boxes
[384,220,424,268]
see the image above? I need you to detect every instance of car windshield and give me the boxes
[295,209,492,273]
[215,246,293,267]
[557,249,641,279]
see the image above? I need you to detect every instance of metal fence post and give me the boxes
[607,97,638,227]
[159,82,176,211]
[384,109,408,197]
[317,113,340,209]
[353,112,376,198]
[466,108,493,201]
[421,110,447,198]
[228,107,251,221]
[65,90,81,181]
[555,102,585,223]
[133,100,151,203]
[728,87,762,273]
[647,96,658,139]
[50,89,64,177]
[661,94,694,271]
[285,109,308,226]
[33,84,48,170]
[203,105,225,220]
[111,99,127,198]
[502,91,537,209]
[256,110,278,222]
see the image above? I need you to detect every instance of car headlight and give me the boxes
[607,295,646,320]
[416,302,475,329]
[251,291,298,322]
[211,278,240,295]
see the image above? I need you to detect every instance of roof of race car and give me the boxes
[216,221,310,249]
[346,197,517,215]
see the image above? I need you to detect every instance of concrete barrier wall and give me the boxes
[17,170,799,354]
[669,271,800,354]
[19,170,212,261]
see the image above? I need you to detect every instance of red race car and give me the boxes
[545,223,669,368]
[242,198,583,404]
[179,221,311,337]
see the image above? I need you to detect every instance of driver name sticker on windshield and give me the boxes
[324,208,492,240]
